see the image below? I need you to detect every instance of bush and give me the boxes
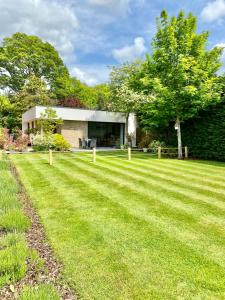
[0,128,11,150]
[181,100,225,160]
[32,134,70,151]
[149,140,166,153]
[32,134,54,151]
[0,128,29,151]
[53,134,70,151]
[138,134,152,148]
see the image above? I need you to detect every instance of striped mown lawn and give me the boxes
[11,151,225,299]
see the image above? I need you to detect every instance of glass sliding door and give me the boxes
[88,122,124,147]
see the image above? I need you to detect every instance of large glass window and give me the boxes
[88,122,124,147]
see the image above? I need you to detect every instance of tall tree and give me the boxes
[10,74,53,128]
[0,95,11,127]
[0,33,70,99]
[139,11,223,158]
[109,62,151,144]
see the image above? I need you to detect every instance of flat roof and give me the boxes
[22,106,129,124]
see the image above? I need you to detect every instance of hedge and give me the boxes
[182,101,225,161]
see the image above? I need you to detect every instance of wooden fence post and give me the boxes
[158,146,161,159]
[185,146,188,159]
[49,149,53,166]
[93,147,96,163]
[128,147,131,161]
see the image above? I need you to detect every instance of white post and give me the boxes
[185,146,188,159]
[49,149,53,166]
[128,147,131,161]
[93,147,96,163]
[158,147,161,159]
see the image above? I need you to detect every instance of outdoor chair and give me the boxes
[90,138,97,149]
[78,138,82,148]
[81,139,86,148]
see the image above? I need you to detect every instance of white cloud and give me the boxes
[70,65,110,86]
[112,37,146,63]
[88,0,130,15]
[0,0,78,62]
[201,0,225,22]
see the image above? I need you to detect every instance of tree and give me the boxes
[0,95,11,127]
[10,74,53,128]
[138,11,223,158]
[0,33,70,98]
[38,107,63,135]
[109,62,152,144]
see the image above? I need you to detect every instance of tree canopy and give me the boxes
[0,32,70,99]
[138,10,223,157]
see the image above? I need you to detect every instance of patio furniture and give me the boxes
[78,138,82,148]
[90,138,97,149]
[81,139,86,148]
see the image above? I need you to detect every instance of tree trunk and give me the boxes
[125,113,129,145]
[176,117,183,159]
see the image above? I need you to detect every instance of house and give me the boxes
[22,106,137,148]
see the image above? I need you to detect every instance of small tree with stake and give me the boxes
[139,10,223,158]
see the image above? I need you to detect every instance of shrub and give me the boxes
[149,140,166,153]
[32,134,54,151]
[14,130,29,151]
[0,128,11,150]
[138,134,152,148]
[32,134,70,151]
[0,128,29,151]
[53,134,70,151]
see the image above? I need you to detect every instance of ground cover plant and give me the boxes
[0,155,60,299]
[11,151,225,299]
[0,157,30,289]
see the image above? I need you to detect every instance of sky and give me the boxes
[1,0,225,86]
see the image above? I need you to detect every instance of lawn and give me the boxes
[11,151,225,299]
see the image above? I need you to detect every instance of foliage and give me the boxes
[180,100,225,160]
[38,107,62,135]
[32,134,54,151]
[10,75,54,128]
[109,62,152,144]
[32,133,70,151]
[13,130,29,151]
[62,78,110,110]
[58,97,85,108]
[0,32,70,98]
[12,152,225,299]
[149,140,166,152]
[138,10,223,157]
[0,128,29,151]
[0,128,10,149]
[53,134,70,151]
[138,134,153,148]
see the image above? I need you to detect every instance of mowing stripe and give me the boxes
[12,154,225,298]
[32,153,225,269]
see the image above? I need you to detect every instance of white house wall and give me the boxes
[22,106,137,146]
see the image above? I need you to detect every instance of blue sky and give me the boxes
[1,0,225,85]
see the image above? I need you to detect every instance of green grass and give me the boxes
[0,158,31,288]
[0,156,60,300]
[19,284,60,300]
[11,151,225,299]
